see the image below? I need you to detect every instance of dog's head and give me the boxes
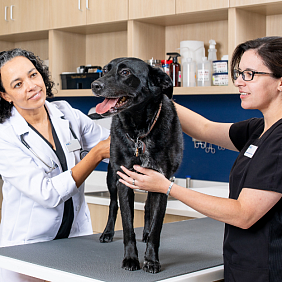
[91,57,173,117]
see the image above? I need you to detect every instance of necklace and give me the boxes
[126,102,162,157]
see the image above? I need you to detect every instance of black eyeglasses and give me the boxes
[233,69,273,81]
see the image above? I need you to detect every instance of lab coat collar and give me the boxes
[9,100,66,137]
[9,107,29,136]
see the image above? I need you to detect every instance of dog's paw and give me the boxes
[99,231,114,243]
[122,258,140,271]
[142,260,161,274]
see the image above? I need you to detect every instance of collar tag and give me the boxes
[244,144,258,158]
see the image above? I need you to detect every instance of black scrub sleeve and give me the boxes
[229,118,264,151]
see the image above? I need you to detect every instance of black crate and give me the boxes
[60,73,102,89]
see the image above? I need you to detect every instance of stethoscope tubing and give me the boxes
[20,134,58,173]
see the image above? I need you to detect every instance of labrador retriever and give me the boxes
[90,57,183,273]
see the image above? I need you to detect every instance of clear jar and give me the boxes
[145,58,162,69]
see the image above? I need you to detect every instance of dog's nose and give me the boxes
[91,81,104,93]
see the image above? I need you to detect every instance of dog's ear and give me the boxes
[148,65,173,99]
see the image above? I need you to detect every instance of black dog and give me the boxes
[90,57,183,273]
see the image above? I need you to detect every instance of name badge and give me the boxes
[66,139,81,152]
[244,144,258,158]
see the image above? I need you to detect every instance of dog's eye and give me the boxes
[120,69,131,76]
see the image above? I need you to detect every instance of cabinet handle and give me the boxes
[4,6,8,21]
[10,5,15,21]
[86,0,89,10]
[78,0,82,11]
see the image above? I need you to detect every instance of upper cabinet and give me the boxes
[176,0,229,13]
[86,0,128,24]
[50,0,128,29]
[49,0,86,29]
[0,0,49,35]
[129,0,175,19]
[2,0,282,96]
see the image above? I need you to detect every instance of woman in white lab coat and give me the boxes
[0,48,110,281]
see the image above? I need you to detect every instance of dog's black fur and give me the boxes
[90,57,183,273]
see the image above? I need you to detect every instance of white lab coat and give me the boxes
[0,100,110,281]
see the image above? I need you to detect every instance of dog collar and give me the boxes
[126,102,162,157]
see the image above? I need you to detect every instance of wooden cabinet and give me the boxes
[129,0,175,19]
[50,0,128,28]
[0,0,49,35]
[176,0,229,13]
[1,0,282,96]
[0,0,11,35]
[87,0,128,24]
[49,0,86,29]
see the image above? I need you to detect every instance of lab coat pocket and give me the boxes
[26,203,63,242]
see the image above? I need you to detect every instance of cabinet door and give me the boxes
[8,0,49,33]
[49,0,86,29]
[87,0,128,24]
[0,0,13,35]
[176,0,229,13]
[129,0,175,19]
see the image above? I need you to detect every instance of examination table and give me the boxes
[0,217,224,282]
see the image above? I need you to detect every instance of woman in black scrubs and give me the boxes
[118,36,282,282]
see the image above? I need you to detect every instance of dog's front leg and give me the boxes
[142,192,151,242]
[143,192,167,273]
[100,163,118,243]
[118,183,140,271]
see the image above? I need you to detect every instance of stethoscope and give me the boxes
[20,125,89,174]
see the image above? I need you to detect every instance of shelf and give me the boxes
[53,21,128,35]
[55,89,93,97]
[132,9,228,27]
[174,85,238,95]
[0,30,48,43]
[54,85,238,98]
[230,1,282,16]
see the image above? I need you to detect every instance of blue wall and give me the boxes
[50,94,262,182]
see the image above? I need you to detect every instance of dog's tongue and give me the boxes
[96,98,119,114]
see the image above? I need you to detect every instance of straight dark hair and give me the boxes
[231,36,282,82]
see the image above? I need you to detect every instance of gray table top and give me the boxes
[0,217,224,282]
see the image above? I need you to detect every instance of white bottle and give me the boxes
[197,57,211,86]
[182,58,196,87]
[208,39,217,62]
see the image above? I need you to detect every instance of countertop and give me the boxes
[84,171,229,218]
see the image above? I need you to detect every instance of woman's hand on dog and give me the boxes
[94,136,111,160]
[118,165,171,194]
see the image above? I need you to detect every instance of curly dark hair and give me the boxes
[231,36,282,82]
[0,48,54,123]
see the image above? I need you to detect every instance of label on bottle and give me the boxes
[197,69,210,81]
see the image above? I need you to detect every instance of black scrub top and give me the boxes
[28,118,74,240]
[224,118,282,282]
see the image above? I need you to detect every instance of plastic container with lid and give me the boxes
[197,57,211,86]
[208,39,217,62]
[212,73,228,86]
[182,58,196,87]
